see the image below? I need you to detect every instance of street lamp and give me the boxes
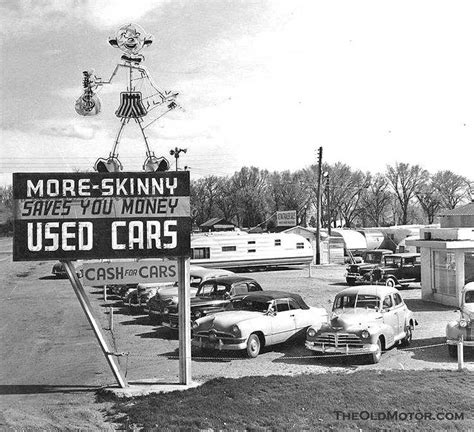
[169,147,187,171]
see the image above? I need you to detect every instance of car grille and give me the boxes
[168,313,179,326]
[313,332,364,348]
[195,329,235,339]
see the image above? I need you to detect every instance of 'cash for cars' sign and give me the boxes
[276,210,297,227]
[13,172,191,261]
[82,260,178,285]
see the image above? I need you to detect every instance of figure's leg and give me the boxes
[136,118,170,172]
[111,118,129,157]
[94,119,128,172]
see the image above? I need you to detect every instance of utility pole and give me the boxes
[315,146,323,265]
[170,147,187,171]
[324,172,331,236]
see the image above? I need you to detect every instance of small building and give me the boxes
[407,203,474,307]
[199,217,236,232]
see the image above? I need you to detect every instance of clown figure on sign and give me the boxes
[75,23,180,172]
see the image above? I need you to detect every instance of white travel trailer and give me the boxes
[190,231,313,269]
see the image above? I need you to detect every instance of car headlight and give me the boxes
[193,310,202,319]
[307,328,317,338]
[459,319,468,328]
[361,330,370,339]
[163,308,169,314]
[230,325,240,337]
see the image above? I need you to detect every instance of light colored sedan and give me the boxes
[192,291,328,358]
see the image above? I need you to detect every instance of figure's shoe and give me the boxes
[94,156,122,172]
[143,155,170,172]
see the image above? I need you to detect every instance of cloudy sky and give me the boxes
[1,0,474,187]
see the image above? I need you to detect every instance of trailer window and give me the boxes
[192,247,210,259]
[222,246,236,252]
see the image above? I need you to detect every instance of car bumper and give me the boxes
[446,338,474,347]
[305,340,377,355]
[192,337,247,351]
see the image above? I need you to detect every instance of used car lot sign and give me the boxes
[82,259,178,285]
[13,172,191,261]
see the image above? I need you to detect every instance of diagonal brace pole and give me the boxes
[63,261,128,388]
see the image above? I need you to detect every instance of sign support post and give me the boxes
[177,256,191,384]
[63,260,128,388]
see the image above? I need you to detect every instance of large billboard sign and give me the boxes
[13,171,191,261]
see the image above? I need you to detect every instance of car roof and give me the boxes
[336,285,400,298]
[387,253,420,258]
[231,290,310,309]
[365,249,393,253]
[200,275,258,284]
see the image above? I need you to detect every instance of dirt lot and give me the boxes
[0,236,472,430]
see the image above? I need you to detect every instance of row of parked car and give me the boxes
[53,256,472,363]
[98,264,423,363]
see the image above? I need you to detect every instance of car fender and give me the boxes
[446,320,465,340]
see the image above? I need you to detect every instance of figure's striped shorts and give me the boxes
[115,92,147,118]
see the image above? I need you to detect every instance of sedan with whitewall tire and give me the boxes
[192,291,327,358]
[305,285,417,364]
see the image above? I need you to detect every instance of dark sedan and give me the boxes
[162,275,263,329]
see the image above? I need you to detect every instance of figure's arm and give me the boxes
[93,64,124,86]
[137,65,179,107]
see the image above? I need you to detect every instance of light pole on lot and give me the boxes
[170,147,187,171]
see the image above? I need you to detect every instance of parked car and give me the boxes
[51,261,83,278]
[192,291,328,358]
[371,253,421,287]
[345,249,393,285]
[305,285,417,363]
[446,282,474,358]
[163,275,263,329]
[147,267,235,323]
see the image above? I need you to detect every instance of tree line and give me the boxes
[190,163,472,230]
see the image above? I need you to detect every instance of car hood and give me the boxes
[326,308,382,331]
[462,303,474,319]
[195,310,263,331]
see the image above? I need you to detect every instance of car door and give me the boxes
[268,299,297,345]
[381,294,398,347]
[392,292,407,335]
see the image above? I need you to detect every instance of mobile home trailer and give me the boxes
[190,231,313,269]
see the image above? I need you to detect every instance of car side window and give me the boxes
[393,293,403,306]
[248,282,260,292]
[231,283,248,296]
[383,295,393,310]
[275,299,290,312]
[288,298,300,310]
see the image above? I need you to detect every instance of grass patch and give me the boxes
[104,370,473,431]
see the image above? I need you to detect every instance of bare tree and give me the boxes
[431,170,470,210]
[385,162,429,225]
[360,174,393,226]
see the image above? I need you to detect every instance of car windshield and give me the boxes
[226,298,270,312]
[333,294,380,310]
[465,291,474,304]
[365,253,379,263]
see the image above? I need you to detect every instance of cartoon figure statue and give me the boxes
[75,23,179,172]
